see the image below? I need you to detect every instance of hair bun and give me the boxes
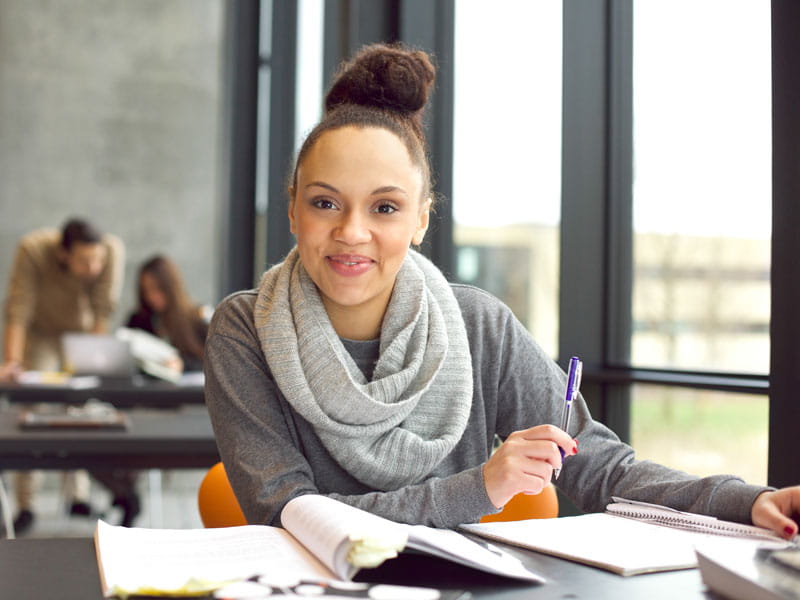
[325,43,436,116]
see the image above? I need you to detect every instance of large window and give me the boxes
[629,0,771,483]
[453,1,562,357]
[631,1,771,374]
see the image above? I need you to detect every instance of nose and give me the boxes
[334,209,371,245]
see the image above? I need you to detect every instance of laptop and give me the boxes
[61,333,136,378]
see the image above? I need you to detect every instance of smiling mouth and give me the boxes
[326,255,374,276]
[328,254,373,264]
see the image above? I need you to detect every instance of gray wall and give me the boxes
[0,0,225,355]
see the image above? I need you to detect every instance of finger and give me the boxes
[516,425,578,458]
[754,496,799,539]
[518,473,548,496]
[516,440,563,472]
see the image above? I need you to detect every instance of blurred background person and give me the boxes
[1,217,124,535]
[126,254,210,373]
[89,254,213,528]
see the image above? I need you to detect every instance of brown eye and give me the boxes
[374,203,398,214]
[312,198,336,210]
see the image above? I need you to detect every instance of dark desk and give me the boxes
[0,537,709,600]
[0,375,205,408]
[0,405,219,470]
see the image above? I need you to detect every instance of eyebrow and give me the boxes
[305,182,408,196]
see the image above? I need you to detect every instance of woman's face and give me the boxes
[289,126,430,338]
[141,271,168,314]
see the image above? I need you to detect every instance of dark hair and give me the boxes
[291,43,436,200]
[136,254,206,361]
[60,218,102,250]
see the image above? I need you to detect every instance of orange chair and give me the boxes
[479,484,559,522]
[197,461,557,527]
[197,462,247,527]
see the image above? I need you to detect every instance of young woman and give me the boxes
[127,254,209,372]
[204,43,799,536]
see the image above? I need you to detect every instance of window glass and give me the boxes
[630,385,768,485]
[453,1,562,357]
[631,1,771,374]
[630,1,770,486]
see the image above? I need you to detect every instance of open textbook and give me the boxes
[94,494,542,597]
[460,497,794,577]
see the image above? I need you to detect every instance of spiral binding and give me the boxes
[606,504,782,542]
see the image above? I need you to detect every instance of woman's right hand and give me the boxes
[482,425,577,509]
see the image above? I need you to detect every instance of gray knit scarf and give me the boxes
[253,247,473,490]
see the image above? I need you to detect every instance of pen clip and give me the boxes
[572,360,583,401]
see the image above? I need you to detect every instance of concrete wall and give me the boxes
[0,0,225,354]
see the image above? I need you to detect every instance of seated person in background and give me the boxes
[126,254,210,373]
[1,217,124,535]
[90,255,211,528]
[204,43,800,537]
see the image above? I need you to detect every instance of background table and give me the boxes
[0,405,218,470]
[0,536,709,600]
[0,375,205,409]
[0,404,218,532]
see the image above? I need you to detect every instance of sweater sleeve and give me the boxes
[89,234,124,322]
[204,292,497,529]
[3,240,39,327]
[484,293,770,524]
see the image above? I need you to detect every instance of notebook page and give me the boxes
[461,513,784,576]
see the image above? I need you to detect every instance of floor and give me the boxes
[0,468,206,538]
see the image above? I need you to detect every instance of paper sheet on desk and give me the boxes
[17,371,100,389]
[461,513,790,576]
[178,371,205,387]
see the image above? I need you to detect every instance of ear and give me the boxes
[287,187,297,235]
[411,197,432,246]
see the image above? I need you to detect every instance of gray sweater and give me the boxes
[205,283,768,529]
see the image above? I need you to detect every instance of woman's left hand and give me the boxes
[751,486,800,539]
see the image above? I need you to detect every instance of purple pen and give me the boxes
[554,356,582,480]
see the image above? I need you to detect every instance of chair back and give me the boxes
[479,484,559,522]
[197,462,247,527]
[197,461,557,527]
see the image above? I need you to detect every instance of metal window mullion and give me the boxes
[768,0,800,489]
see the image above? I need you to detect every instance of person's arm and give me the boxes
[2,241,36,377]
[0,322,25,380]
[204,293,496,529]
[481,293,770,525]
[3,321,25,367]
[92,317,109,334]
[89,235,124,328]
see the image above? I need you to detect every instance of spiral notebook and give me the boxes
[460,497,793,576]
[606,497,788,542]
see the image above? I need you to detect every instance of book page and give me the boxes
[461,513,785,576]
[95,520,336,597]
[281,495,407,579]
[282,495,543,583]
[406,525,544,582]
